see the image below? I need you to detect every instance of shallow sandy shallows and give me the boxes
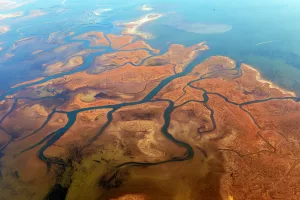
[174,23,232,34]
[118,13,163,39]
[0,26,9,34]
[139,4,153,11]
[0,12,23,20]
[74,31,109,47]
[0,0,30,11]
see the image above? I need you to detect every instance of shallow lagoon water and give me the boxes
[0,0,300,95]
[143,0,300,94]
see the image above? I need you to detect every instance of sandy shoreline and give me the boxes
[11,77,45,88]
[243,64,296,97]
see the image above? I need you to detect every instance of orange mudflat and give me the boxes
[0,32,299,200]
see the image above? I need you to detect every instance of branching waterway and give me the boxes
[0,31,299,193]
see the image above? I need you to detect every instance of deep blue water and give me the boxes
[0,0,300,94]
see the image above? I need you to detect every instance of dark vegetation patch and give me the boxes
[40,97,65,108]
[45,184,68,200]
[118,110,158,121]
[209,64,226,71]
[100,170,125,189]
[94,92,118,99]
[183,109,196,117]
[243,86,269,97]
[88,64,119,74]
[12,171,20,179]
[66,143,83,163]
[145,58,169,66]
[44,142,85,200]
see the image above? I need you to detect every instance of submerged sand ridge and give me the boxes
[118,13,163,39]
[0,31,299,200]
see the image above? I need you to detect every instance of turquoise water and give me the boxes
[0,0,300,94]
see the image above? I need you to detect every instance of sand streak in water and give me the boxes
[256,40,276,46]
[119,13,162,39]
[139,4,153,11]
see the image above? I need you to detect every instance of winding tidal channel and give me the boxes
[0,30,299,195]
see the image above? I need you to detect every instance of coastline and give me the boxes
[242,63,296,97]
[11,77,45,88]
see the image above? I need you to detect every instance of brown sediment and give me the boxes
[175,86,205,106]
[53,42,83,54]
[60,91,123,112]
[152,46,211,102]
[44,56,84,75]
[110,194,148,200]
[12,39,101,78]
[59,64,173,111]
[144,42,209,73]
[41,48,103,75]
[243,99,300,142]
[47,31,75,45]
[11,77,45,88]
[60,63,173,92]
[0,129,10,148]
[243,64,296,97]
[106,34,135,49]
[74,31,109,47]
[170,101,213,136]
[119,40,160,54]
[150,56,300,199]
[111,102,186,160]
[0,35,300,200]
[19,61,174,111]
[19,41,85,73]
[190,57,294,104]
[202,94,272,154]
[90,49,151,74]
[0,112,68,200]
[44,109,113,160]
[102,143,224,200]
[71,48,104,57]
[1,97,64,139]
[154,76,201,102]
[0,99,15,120]
[64,101,186,200]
